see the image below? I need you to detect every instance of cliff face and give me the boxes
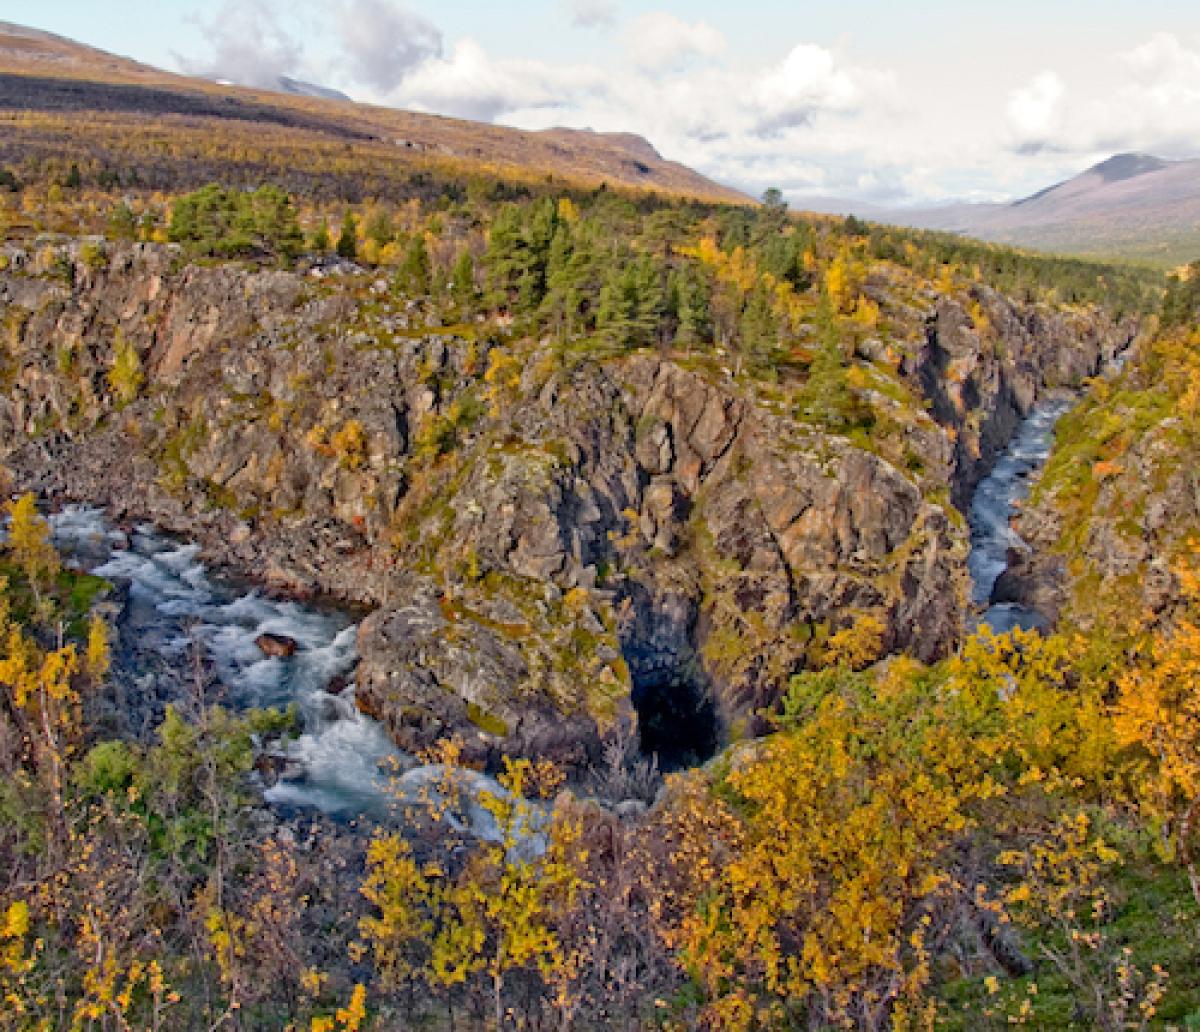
[0,241,1132,770]
[1002,330,1200,634]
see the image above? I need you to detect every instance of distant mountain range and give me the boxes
[820,153,1200,268]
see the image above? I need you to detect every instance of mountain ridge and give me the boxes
[831,151,1200,266]
[0,20,745,204]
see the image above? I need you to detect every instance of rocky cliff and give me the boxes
[1001,328,1200,634]
[0,240,1132,770]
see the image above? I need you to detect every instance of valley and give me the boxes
[3,16,1200,1032]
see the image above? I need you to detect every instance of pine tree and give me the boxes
[669,266,712,350]
[108,202,138,241]
[366,209,394,250]
[483,204,526,309]
[310,219,331,253]
[336,212,358,260]
[400,235,431,294]
[450,249,476,309]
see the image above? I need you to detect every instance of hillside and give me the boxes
[0,21,745,204]
[873,152,1200,267]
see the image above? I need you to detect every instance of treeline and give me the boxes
[92,181,1159,379]
[166,183,303,260]
[1,174,1162,457]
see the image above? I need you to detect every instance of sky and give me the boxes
[10,0,1200,207]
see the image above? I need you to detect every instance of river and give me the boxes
[42,397,1069,820]
[49,506,522,840]
[966,395,1073,634]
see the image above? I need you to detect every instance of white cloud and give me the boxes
[396,39,608,123]
[1006,71,1064,152]
[566,0,618,29]
[1125,31,1200,93]
[1109,32,1200,151]
[181,0,304,88]
[624,13,725,72]
[170,2,1200,208]
[1002,35,1200,160]
[336,0,442,93]
[753,43,864,135]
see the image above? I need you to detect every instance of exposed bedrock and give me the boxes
[0,242,1133,770]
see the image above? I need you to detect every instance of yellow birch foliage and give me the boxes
[651,623,1123,1029]
[359,757,587,1023]
[5,494,60,600]
[1113,547,1200,900]
[653,658,988,1030]
[683,235,808,331]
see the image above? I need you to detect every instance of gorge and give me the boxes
[44,376,1084,824]
[0,236,1133,785]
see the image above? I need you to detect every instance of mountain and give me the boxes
[276,75,350,103]
[0,21,744,203]
[859,152,1200,266]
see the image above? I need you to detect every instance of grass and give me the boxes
[0,558,111,638]
[937,851,1200,1028]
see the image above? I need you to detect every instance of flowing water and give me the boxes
[49,506,536,846]
[967,396,1073,634]
[50,506,404,817]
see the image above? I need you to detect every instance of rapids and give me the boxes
[49,506,530,842]
[966,396,1073,633]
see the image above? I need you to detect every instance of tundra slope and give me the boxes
[0,241,1131,771]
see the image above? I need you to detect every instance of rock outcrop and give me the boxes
[0,240,1132,771]
[1006,345,1199,633]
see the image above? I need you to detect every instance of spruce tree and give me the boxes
[450,249,476,308]
[311,219,331,253]
[400,235,431,293]
[336,211,358,260]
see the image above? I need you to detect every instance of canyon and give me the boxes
[0,238,1133,776]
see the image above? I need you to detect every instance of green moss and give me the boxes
[0,559,111,638]
[158,414,208,493]
[466,702,509,737]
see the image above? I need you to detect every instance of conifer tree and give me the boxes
[336,212,358,260]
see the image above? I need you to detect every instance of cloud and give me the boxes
[396,39,609,122]
[336,0,443,93]
[1006,71,1064,152]
[180,0,304,88]
[752,43,864,135]
[1111,32,1200,151]
[1125,31,1200,94]
[624,42,885,146]
[1002,35,1200,160]
[169,2,925,204]
[173,6,1200,208]
[566,0,617,29]
[624,13,725,71]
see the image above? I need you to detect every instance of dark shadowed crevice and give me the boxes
[618,585,720,769]
[631,667,719,770]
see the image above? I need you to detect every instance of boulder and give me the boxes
[255,633,298,658]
